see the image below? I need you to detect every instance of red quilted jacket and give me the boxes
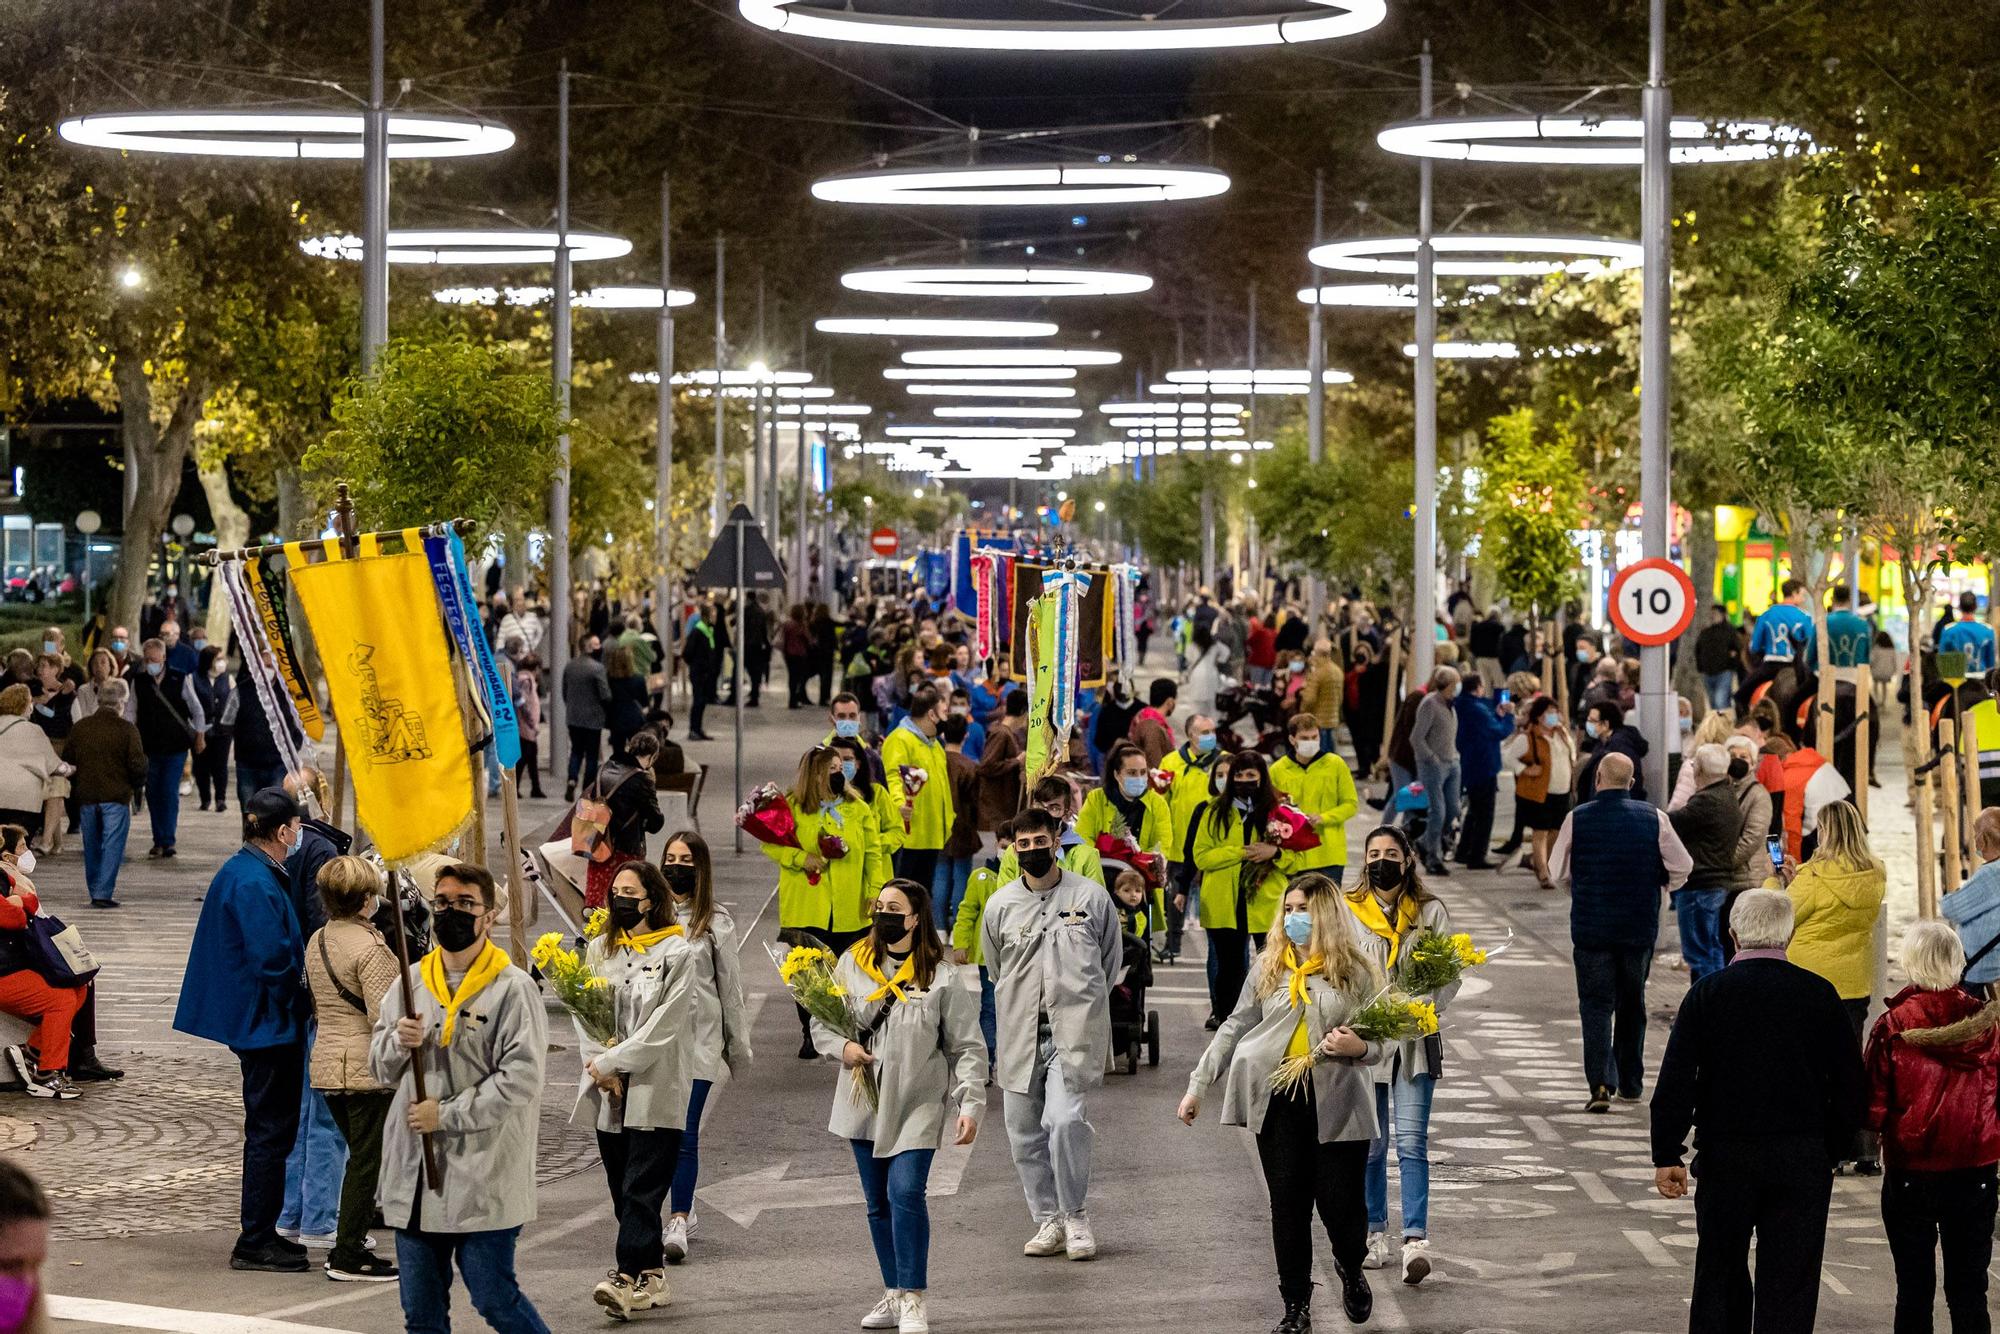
[1864,985,2000,1172]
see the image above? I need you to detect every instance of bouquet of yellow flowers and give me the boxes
[1397,928,1505,995]
[583,907,609,940]
[532,931,617,1046]
[767,941,879,1110]
[1268,987,1440,1095]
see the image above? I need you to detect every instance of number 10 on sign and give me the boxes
[1608,558,1696,647]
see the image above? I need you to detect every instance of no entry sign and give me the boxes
[1609,558,1697,646]
[869,526,899,557]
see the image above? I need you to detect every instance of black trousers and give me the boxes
[1841,998,1882,1163]
[1257,1085,1368,1305]
[1207,926,1253,1023]
[787,925,869,1036]
[567,726,603,787]
[1573,945,1652,1097]
[234,1041,306,1253]
[893,847,940,889]
[515,738,545,796]
[815,660,835,707]
[193,732,232,807]
[1882,1164,1997,1334]
[1454,781,1497,864]
[598,1125,686,1278]
[325,1090,393,1270]
[689,675,718,736]
[785,653,810,706]
[1690,1136,1834,1334]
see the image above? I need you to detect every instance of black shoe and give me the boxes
[1425,858,1450,877]
[689,732,714,741]
[564,782,577,803]
[272,1236,309,1256]
[215,802,227,813]
[146,844,163,859]
[1585,1086,1612,1114]
[1339,1264,1373,1324]
[198,800,210,812]
[231,1243,309,1273]
[1366,796,1387,812]
[1459,860,1495,871]
[1493,841,1521,856]
[1272,1300,1313,1334]
[325,1253,399,1282]
[799,1034,818,1060]
[160,846,176,859]
[87,898,121,910]
[531,788,547,799]
[1203,1014,1223,1032]
[69,1045,124,1082]
[1852,1158,1883,1177]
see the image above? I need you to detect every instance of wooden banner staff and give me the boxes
[389,869,444,1193]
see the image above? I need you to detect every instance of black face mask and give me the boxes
[661,863,698,896]
[609,897,647,931]
[1365,859,1406,893]
[874,911,911,940]
[1233,781,1261,799]
[828,771,847,797]
[1017,846,1056,878]
[432,905,482,953]
[1727,757,1750,781]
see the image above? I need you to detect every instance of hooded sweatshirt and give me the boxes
[1864,986,2000,1172]
[1577,724,1649,803]
[1773,856,1887,999]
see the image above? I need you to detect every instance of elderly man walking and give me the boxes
[1408,667,1462,877]
[1651,888,1865,1334]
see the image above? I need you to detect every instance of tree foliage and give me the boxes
[1477,407,1589,616]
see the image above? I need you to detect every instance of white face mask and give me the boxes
[14,849,34,876]
[1293,737,1320,760]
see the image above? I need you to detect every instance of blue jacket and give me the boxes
[1453,693,1515,790]
[1945,860,2000,985]
[172,846,307,1051]
[1568,789,1668,951]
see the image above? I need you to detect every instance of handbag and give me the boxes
[25,912,98,987]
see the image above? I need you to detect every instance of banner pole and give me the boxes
[733,516,746,854]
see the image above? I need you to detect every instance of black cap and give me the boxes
[245,786,302,825]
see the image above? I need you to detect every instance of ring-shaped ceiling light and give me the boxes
[900,348,1120,367]
[776,404,872,415]
[816,317,1058,338]
[1307,235,1641,278]
[883,366,1076,381]
[435,285,696,309]
[932,405,1083,420]
[672,369,814,386]
[812,162,1229,207]
[739,0,1385,51]
[1099,400,1246,415]
[303,229,631,265]
[1296,282,1504,308]
[57,110,514,159]
[887,425,1076,439]
[904,384,1076,399]
[1375,115,1814,166]
[1402,341,1521,360]
[840,266,1153,299]
[1164,368,1354,387]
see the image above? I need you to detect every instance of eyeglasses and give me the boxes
[436,895,486,914]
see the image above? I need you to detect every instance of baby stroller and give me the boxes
[1108,904,1161,1074]
[1393,779,1430,846]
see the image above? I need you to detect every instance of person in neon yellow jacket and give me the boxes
[994,775,1104,886]
[951,849,1004,1068]
[1158,715,1224,956]
[831,735,904,864]
[880,683,953,888]
[1193,750,1296,1029]
[1076,740,1171,936]
[1269,713,1360,885]
[763,744,890,1058]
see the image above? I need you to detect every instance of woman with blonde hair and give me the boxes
[1668,708,1737,812]
[1181,871,1383,1330]
[0,688,64,837]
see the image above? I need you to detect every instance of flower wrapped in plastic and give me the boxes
[816,827,850,871]
[1093,810,1162,888]
[1269,986,1439,1094]
[897,764,930,798]
[531,931,618,1047]
[1148,768,1175,795]
[1264,803,1323,853]
[741,780,837,881]
[1399,928,1508,995]
[767,940,879,1109]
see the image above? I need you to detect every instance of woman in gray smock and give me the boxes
[812,877,986,1334]
[1181,871,1384,1333]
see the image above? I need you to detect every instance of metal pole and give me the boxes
[1246,282,1258,450]
[750,379,765,524]
[732,517,746,853]
[712,235,727,535]
[1411,45,1439,685]
[795,425,809,606]
[1307,168,1326,634]
[360,0,388,368]
[1638,0,1674,803]
[657,174,676,698]
[549,61,574,789]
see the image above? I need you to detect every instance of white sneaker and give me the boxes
[1401,1237,1432,1285]
[1362,1232,1393,1271]
[898,1289,929,1334]
[592,1271,635,1322]
[861,1288,902,1330]
[298,1232,338,1249]
[1023,1219,1067,1257]
[664,1215,690,1264]
[629,1269,670,1311]
[1062,1212,1097,1261]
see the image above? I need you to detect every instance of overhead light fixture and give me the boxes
[883,366,1076,381]
[776,404,872,415]
[738,0,1386,52]
[812,162,1230,207]
[58,110,515,159]
[435,285,696,308]
[1375,115,1815,166]
[1163,368,1355,388]
[303,228,632,265]
[1295,282,1505,308]
[815,317,1059,338]
[931,406,1083,420]
[1098,400,1246,415]
[1402,341,1522,359]
[899,348,1120,367]
[903,384,1077,399]
[1108,416,1243,429]
[886,425,1076,439]
[840,265,1153,298]
[1306,235,1641,278]
[670,368,814,386]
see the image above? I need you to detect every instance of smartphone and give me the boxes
[1496,688,1510,706]
[1766,834,1785,869]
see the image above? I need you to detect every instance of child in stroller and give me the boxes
[1107,869,1161,1072]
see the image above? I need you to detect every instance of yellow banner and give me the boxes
[286,537,472,864]
[244,556,325,741]
[1023,594,1059,789]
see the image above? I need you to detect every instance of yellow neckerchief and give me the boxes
[852,939,918,1004]
[1347,890,1420,966]
[613,924,685,954]
[1283,944,1327,1012]
[420,940,511,1047]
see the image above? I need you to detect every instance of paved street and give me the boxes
[12,685,1924,1334]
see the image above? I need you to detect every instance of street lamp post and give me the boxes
[657,174,677,698]
[1412,43,1438,686]
[76,510,101,625]
[549,61,574,785]
[1637,0,1674,802]
[361,0,388,369]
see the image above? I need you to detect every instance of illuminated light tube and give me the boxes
[776,404,872,415]
[903,384,1076,399]
[303,228,631,265]
[900,348,1120,367]
[886,426,1076,439]
[58,110,514,159]
[1107,416,1243,428]
[738,0,1385,51]
[670,369,814,386]
[1099,400,1246,415]
[1296,282,1505,308]
[1401,341,1522,359]
[883,366,1075,381]
[1374,115,1816,166]
[1306,234,1641,278]
[811,162,1230,207]
[815,317,1058,338]
[930,405,1083,420]
[840,266,1153,298]
[1163,367,1351,385]
[435,285,696,308]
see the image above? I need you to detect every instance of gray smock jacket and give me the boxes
[1188,953,1384,1143]
[573,931,696,1134]
[1345,892,1461,1083]
[683,907,754,1086]
[369,952,548,1234]
[980,869,1123,1096]
[810,946,987,1156]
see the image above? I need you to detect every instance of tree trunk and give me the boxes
[109,348,206,637]
[1676,509,1718,717]
[196,453,251,648]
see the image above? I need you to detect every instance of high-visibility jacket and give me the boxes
[881,720,954,852]
[1269,752,1359,872]
[1191,804,1296,934]
[1158,743,1222,864]
[762,793,889,933]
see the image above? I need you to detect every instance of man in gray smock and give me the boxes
[370,863,550,1333]
[980,807,1122,1262]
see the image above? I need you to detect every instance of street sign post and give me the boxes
[1608,558,1696,647]
[693,504,788,851]
[869,526,899,558]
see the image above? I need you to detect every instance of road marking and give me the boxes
[1451,1038,1482,1064]
[1481,1074,1521,1100]
[1820,1267,1851,1297]
[1520,1114,1562,1144]
[697,1143,974,1227]
[52,1296,362,1333]
[1622,1230,1678,1268]
[1572,1171,1620,1205]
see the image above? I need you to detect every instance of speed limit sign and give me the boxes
[1609,558,1697,646]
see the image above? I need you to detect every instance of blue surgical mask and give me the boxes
[834,718,861,739]
[1283,912,1313,946]
[1195,732,1218,754]
[41,640,57,655]
[839,759,858,783]
[1585,719,1601,739]
[145,662,163,677]
[1120,775,1148,800]
[1576,649,1592,663]
[111,639,128,654]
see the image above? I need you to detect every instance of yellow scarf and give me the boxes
[1283,944,1326,1012]
[420,940,511,1047]
[853,940,917,1004]
[614,924,685,954]
[1347,891,1420,966]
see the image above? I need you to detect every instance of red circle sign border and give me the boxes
[869,526,899,556]
[1608,557,1697,646]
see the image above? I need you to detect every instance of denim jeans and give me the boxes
[1414,758,1461,865]
[976,966,997,1060]
[79,801,130,903]
[280,1054,347,1238]
[1573,945,1654,1097]
[143,750,187,849]
[669,1078,713,1216]
[1702,671,1736,713]
[236,762,287,808]
[1675,887,1728,984]
[850,1141,935,1291]
[1365,1057,1435,1239]
[932,855,974,930]
[1388,762,1416,828]
[395,1226,551,1334]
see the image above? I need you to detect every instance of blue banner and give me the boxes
[423,531,522,770]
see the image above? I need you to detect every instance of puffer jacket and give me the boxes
[1864,985,2000,1172]
[1772,857,1887,999]
[305,917,404,1092]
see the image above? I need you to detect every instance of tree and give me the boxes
[1476,407,1589,619]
